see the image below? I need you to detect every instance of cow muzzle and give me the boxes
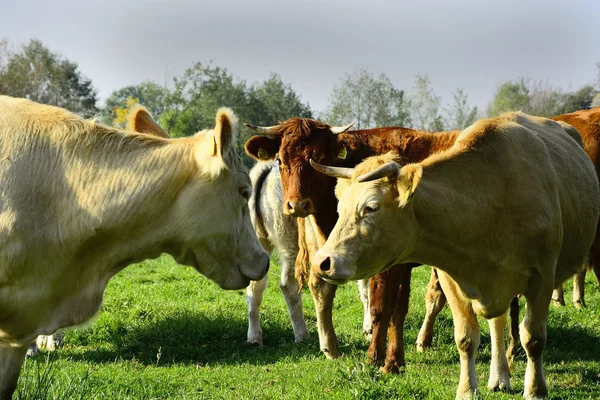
[311,252,352,285]
[284,198,315,217]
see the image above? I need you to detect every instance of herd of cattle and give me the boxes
[0,94,599,399]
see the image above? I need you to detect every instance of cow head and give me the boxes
[309,153,422,284]
[244,119,354,217]
[127,105,269,290]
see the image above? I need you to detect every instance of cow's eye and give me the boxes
[360,203,379,218]
[240,187,252,200]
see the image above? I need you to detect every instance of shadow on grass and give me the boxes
[51,312,369,367]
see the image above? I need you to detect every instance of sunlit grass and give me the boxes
[16,254,600,399]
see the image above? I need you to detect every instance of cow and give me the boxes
[244,118,462,372]
[310,112,599,399]
[0,96,269,399]
[415,106,600,354]
[246,160,310,345]
[125,105,309,347]
[26,104,172,359]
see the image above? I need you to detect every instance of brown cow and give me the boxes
[245,119,463,372]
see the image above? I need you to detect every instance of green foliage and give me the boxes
[324,68,411,129]
[16,256,600,399]
[0,39,98,118]
[101,81,170,126]
[488,77,598,118]
[103,64,311,167]
[444,89,478,130]
[409,75,445,131]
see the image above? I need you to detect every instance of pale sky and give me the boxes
[1,0,599,114]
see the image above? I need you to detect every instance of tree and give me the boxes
[248,73,312,125]
[324,68,411,129]
[102,81,170,126]
[0,39,98,117]
[410,75,444,131]
[488,77,597,118]
[444,89,478,130]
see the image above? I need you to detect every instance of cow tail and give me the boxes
[295,218,311,291]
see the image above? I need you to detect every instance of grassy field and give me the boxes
[16,254,600,399]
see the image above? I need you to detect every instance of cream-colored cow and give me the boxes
[310,112,599,399]
[0,96,269,398]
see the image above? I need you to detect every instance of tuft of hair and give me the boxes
[335,152,401,200]
[295,218,311,288]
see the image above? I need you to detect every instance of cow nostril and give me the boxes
[319,257,331,272]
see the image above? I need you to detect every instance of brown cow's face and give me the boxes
[245,119,349,218]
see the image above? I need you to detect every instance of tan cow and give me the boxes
[0,96,269,398]
[310,112,599,399]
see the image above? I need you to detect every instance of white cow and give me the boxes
[0,96,269,398]
[246,161,310,345]
[310,112,599,399]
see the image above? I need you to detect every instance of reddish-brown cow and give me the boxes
[245,120,460,372]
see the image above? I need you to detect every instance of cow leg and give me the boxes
[246,275,268,345]
[520,282,552,400]
[366,270,395,366]
[589,241,600,284]
[437,271,480,400]
[0,345,27,400]
[357,279,372,336]
[279,248,309,343]
[506,296,521,373]
[308,272,340,358]
[572,266,587,309]
[487,312,512,392]
[551,285,565,307]
[382,266,412,374]
[416,267,447,351]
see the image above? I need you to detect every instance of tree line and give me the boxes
[2,39,599,166]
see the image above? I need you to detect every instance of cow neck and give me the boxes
[311,190,339,237]
[337,128,461,167]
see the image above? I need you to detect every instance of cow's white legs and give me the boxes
[438,271,480,400]
[309,273,340,358]
[551,286,564,306]
[357,279,372,335]
[487,313,511,392]
[247,275,269,346]
[0,345,27,400]
[279,249,309,343]
[520,280,551,400]
[572,267,586,309]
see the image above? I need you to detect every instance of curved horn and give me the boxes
[244,122,281,138]
[309,159,355,179]
[330,122,355,134]
[357,162,400,183]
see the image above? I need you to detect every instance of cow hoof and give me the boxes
[247,331,263,347]
[380,362,405,374]
[551,299,565,307]
[573,301,585,310]
[294,331,310,343]
[322,348,342,359]
[455,388,479,400]
[36,334,63,351]
[416,342,428,353]
[26,343,39,357]
[487,379,512,393]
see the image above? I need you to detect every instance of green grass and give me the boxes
[16,254,600,399]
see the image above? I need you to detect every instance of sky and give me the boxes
[1,0,599,114]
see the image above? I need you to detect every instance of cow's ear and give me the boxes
[245,136,280,161]
[213,107,238,157]
[126,104,170,138]
[397,164,422,206]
